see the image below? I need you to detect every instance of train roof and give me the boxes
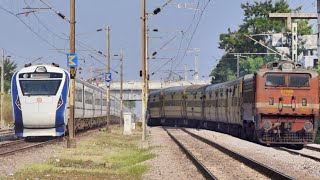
[149,89,163,96]
[162,85,190,93]
[185,85,210,93]
[205,77,241,92]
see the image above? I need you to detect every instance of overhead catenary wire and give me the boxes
[0,4,66,55]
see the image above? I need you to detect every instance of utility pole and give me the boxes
[145,15,149,121]
[0,49,4,129]
[292,23,298,62]
[194,55,199,80]
[120,48,123,127]
[318,0,320,67]
[106,26,111,130]
[67,0,76,148]
[236,54,240,78]
[141,0,147,141]
[184,64,188,80]
[269,13,317,63]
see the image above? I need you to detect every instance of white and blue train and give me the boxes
[11,64,123,137]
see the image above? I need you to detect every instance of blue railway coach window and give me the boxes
[265,74,285,86]
[288,74,310,87]
[19,80,61,96]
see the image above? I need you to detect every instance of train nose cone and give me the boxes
[22,97,57,128]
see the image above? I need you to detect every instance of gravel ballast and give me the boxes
[143,127,204,180]
[188,128,320,180]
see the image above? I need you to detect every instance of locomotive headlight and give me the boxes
[269,97,274,105]
[304,122,313,132]
[302,98,307,106]
[35,66,47,73]
[263,121,272,131]
[22,74,29,78]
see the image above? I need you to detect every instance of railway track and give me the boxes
[0,129,13,136]
[275,147,320,162]
[0,138,62,157]
[304,145,320,152]
[164,127,294,180]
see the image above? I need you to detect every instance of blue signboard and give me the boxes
[105,72,112,82]
[67,53,78,68]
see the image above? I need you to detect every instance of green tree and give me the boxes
[210,0,313,84]
[0,57,17,93]
[124,101,136,111]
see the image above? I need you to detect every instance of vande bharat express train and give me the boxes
[147,61,319,148]
[11,64,122,137]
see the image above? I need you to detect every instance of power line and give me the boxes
[0,4,66,55]
[174,0,211,70]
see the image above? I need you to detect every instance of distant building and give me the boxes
[268,33,318,68]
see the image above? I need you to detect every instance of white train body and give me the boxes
[11,64,122,137]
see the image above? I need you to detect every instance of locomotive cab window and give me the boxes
[265,74,285,86]
[19,80,61,96]
[288,74,310,87]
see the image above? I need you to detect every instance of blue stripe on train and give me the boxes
[55,71,69,135]
[11,72,23,136]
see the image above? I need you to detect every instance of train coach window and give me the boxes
[95,99,101,106]
[265,75,285,86]
[75,89,82,102]
[288,74,310,87]
[85,91,93,104]
[19,80,61,96]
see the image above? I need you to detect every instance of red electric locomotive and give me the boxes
[147,61,319,148]
[254,61,319,147]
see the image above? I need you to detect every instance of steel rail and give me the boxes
[164,127,218,180]
[0,138,62,157]
[276,147,320,162]
[182,128,295,180]
[304,145,320,152]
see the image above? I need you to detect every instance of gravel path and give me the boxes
[168,128,268,180]
[143,127,204,180]
[188,128,320,180]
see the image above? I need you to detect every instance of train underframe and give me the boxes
[147,115,318,149]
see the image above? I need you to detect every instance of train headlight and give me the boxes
[35,66,47,73]
[269,97,274,105]
[57,96,63,109]
[23,74,29,78]
[304,122,313,132]
[302,98,307,106]
[263,121,272,131]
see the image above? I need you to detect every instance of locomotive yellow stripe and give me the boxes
[256,102,319,109]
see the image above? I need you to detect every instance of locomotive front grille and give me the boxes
[260,131,314,143]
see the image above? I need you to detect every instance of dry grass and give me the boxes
[13,127,155,179]
[0,94,13,127]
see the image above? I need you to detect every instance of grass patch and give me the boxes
[13,128,155,179]
[1,94,13,127]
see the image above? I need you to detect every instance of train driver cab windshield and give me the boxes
[19,80,61,96]
[265,74,310,87]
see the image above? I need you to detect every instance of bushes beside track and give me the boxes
[0,94,13,127]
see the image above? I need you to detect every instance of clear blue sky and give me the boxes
[0,0,316,115]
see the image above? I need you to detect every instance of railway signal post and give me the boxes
[106,26,111,130]
[0,49,4,129]
[67,0,76,148]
